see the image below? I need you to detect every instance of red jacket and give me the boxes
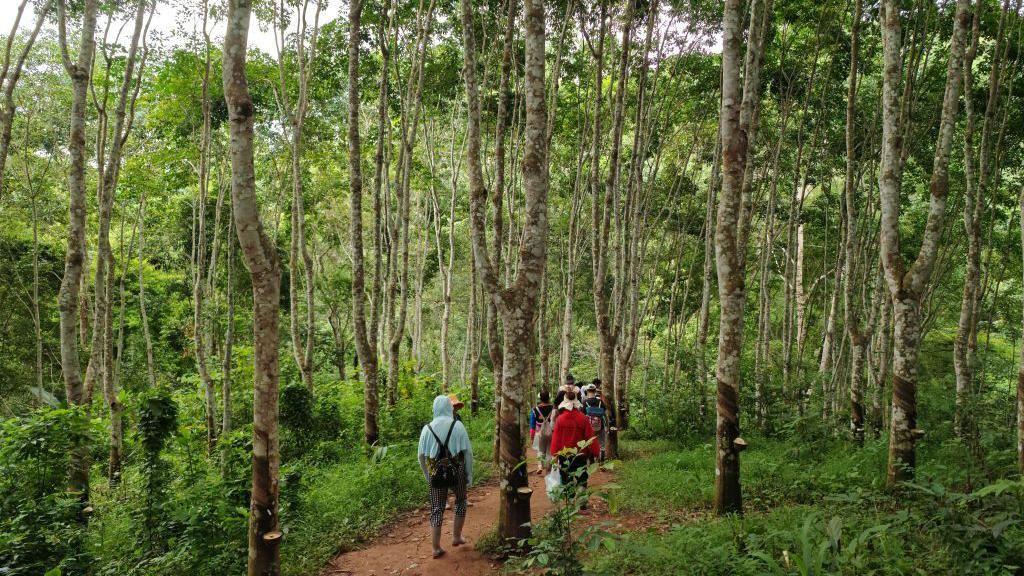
[549,408,600,460]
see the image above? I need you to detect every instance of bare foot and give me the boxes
[432,548,446,559]
[452,537,468,547]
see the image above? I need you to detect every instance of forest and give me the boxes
[1,0,1024,573]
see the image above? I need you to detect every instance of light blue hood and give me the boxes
[417,395,473,485]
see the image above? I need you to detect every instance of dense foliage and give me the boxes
[1,0,1024,573]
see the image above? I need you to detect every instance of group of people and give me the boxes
[530,373,613,496]
[414,377,613,559]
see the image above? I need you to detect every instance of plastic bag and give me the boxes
[545,466,562,501]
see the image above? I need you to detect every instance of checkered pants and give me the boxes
[428,461,468,527]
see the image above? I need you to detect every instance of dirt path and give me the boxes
[321,466,615,576]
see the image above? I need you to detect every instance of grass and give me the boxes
[586,430,1024,576]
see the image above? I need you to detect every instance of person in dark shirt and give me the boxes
[582,384,609,462]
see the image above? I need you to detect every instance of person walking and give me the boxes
[554,372,581,407]
[418,395,474,559]
[549,390,600,505]
[530,390,555,474]
[582,384,610,462]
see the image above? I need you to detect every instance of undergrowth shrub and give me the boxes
[0,407,92,575]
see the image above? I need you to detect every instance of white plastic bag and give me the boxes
[545,466,562,501]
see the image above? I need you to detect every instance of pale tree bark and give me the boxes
[276,0,323,395]
[875,275,893,432]
[488,0,516,456]
[594,0,628,460]
[224,0,284,571]
[754,100,792,426]
[370,0,392,365]
[713,0,771,517]
[112,202,138,417]
[426,116,462,391]
[56,0,98,511]
[955,0,1007,438]
[347,0,380,446]
[461,0,549,542]
[137,189,156,388]
[20,111,50,396]
[195,0,217,450]
[1018,178,1024,472]
[386,0,436,402]
[411,204,428,370]
[842,0,869,445]
[84,0,153,483]
[866,265,886,435]
[222,213,235,436]
[878,0,970,486]
[780,35,823,405]
[469,252,481,413]
[0,0,54,199]
[713,0,745,510]
[695,143,720,429]
[558,131,587,389]
[611,0,661,432]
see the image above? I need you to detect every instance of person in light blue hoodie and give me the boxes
[418,395,474,559]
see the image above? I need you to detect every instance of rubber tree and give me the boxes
[877,0,970,486]
[460,0,550,542]
[223,0,284,572]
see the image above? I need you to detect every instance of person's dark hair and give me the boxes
[592,378,601,385]
[566,372,576,384]
[564,390,577,401]
[539,390,550,403]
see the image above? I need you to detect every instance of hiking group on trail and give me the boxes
[415,372,611,560]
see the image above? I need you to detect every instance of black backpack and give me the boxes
[427,422,459,488]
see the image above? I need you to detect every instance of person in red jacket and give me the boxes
[549,390,601,500]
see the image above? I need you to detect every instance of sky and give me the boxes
[0,1,340,55]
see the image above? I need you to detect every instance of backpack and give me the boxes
[426,422,459,488]
[584,398,605,432]
[535,406,555,441]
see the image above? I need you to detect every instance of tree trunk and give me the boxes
[281,0,323,395]
[138,189,157,388]
[492,0,518,455]
[695,144,720,430]
[594,0,625,460]
[1019,179,1024,472]
[387,2,435,401]
[713,0,771,516]
[222,214,235,436]
[347,0,380,446]
[753,101,790,427]
[370,0,392,367]
[224,1,284,572]
[878,0,969,486]
[955,0,1007,438]
[461,0,548,542]
[57,0,98,506]
[197,4,217,450]
[842,0,869,444]
[557,135,585,389]
[426,119,459,391]
[469,257,481,414]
